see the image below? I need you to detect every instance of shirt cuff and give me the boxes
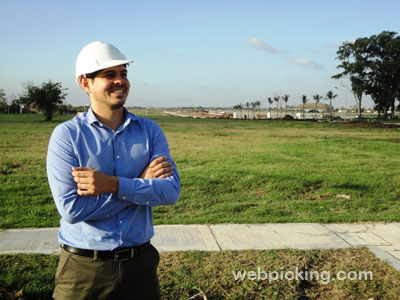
[117,176,153,206]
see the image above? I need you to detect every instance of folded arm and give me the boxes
[47,125,132,224]
[47,122,180,224]
[72,156,174,196]
[117,122,181,207]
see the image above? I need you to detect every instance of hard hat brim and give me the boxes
[76,59,133,86]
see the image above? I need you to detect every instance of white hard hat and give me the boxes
[75,41,133,85]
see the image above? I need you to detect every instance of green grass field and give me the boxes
[1,248,400,300]
[1,113,400,228]
[2,113,400,298]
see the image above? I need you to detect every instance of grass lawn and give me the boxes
[1,113,400,299]
[1,113,400,228]
[1,247,400,299]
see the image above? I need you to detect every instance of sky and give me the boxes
[0,0,399,109]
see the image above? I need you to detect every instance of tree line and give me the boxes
[234,30,400,120]
[1,30,399,121]
[234,91,338,120]
[333,31,400,119]
[0,81,68,121]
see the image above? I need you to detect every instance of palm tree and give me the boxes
[268,97,273,118]
[313,94,323,120]
[251,101,257,119]
[302,95,308,119]
[233,103,243,119]
[325,91,338,121]
[245,102,250,119]
[282,95,289,116]
[238,103,243,119]
[273,96,280,118]
[255,100,261,119]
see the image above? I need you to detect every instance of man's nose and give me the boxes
[114,73,127,84]
[113,77,124,85]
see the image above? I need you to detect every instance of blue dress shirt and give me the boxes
[46,108,180,250]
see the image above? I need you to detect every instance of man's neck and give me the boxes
[91,106,125,131]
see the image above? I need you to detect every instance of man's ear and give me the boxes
[79,76,92,93]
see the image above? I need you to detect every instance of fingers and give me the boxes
[140,157,174,179]
[159,171,174,178]
[77,182,90,190]
[72,167,96,195]
[77,189,91,196]
[147,157,174,178]
[72,167,95,179]
[152,161,172,172]
[153,165,173,177]
[149,156,168,168]
[150,159,173,178]
[73,176,92,183]
[72,167,94,171]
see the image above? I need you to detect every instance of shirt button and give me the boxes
[146,201,149,205]
[116,155,120,159]
[122,196,126,200]
[120,220,123,224]
[99,123,103,127]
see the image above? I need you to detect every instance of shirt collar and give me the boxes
[86,108,99,125]
[85,107,138,127]
[124,108,138,123]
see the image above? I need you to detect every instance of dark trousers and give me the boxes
[53,244,160,300]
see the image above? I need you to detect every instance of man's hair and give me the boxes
[84,64,128,80]
[84,70,101,80]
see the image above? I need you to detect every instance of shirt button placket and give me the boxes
[113,134,118,174]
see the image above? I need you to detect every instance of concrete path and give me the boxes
[1,223,400,271]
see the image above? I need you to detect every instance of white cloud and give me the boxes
[285,56,324,70]
[244,37,324,70]
[244,37,279,54]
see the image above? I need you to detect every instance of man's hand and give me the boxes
[140,156,174,179]
[72,167,119,196]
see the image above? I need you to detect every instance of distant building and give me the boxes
[296,103,330,112]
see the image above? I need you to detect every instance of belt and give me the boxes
[61,241,151,261]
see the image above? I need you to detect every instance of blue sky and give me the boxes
[1,0,399,108]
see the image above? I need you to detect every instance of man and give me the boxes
[47,41,180,299]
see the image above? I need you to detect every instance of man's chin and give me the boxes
[110,97,127,110]
[110,103,125,110]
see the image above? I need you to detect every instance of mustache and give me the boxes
[109,85,128,91]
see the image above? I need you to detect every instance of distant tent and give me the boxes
[298,103,330,113]
[304,109,325,113]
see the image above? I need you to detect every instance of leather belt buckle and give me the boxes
[114,248,134,262]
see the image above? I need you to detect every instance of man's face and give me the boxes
[86,64,130,110]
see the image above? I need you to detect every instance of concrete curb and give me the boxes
[1,223,400,271]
